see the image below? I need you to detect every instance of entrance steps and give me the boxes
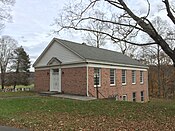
[39,91,60,96]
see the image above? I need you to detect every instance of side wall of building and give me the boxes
[88,67,149,102]
[88,67,117,98]
[34,66,148,102]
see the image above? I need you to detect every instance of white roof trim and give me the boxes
[35,59,148,70]
[33,38,85,67]
[86,59,149,69]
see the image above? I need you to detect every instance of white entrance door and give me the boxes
[50,68,61,92]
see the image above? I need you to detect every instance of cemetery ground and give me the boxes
[0,91,174,130]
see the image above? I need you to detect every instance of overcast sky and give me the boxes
[2,0,83,70]
[1,0,169,71]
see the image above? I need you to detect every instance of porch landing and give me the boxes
[39,91,60,96]
[51,94,96,101]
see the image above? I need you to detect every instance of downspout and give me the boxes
[146,69,149,101]
[86,63,89,96]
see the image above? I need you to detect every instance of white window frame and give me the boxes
[132,70,136,84]
[110,69,116,86]
[122,94,127,101]
[141,91,144,102]
[122,69,126,85]
[94,68,101,87]
[140,71,144,84]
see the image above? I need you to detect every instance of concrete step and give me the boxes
[39,91,60,96]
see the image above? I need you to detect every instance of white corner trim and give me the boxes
[86,65,89,97]
[59,68,62,92]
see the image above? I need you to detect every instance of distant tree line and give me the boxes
[149,65,175,99]
[1,72,34,87]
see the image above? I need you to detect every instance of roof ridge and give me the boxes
[55,38,123,55]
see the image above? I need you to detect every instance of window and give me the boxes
[132,70,136,84]
[110,69,115,85]
[122,70,126,85]
[94,68,101,87]
[141,91,144,102]
[140,71,143,83]
[132,92,136,102]
[122,95,127,101]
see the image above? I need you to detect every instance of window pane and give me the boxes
[140,71,143,83]
[122,70,126,84]
[123,95,127,101]
[133,92,136,102]
[110,69,115,85]
[132,70,136,84]
[141,91,144,101]
[94,68,100,86]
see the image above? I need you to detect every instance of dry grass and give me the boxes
[0,96,174,130]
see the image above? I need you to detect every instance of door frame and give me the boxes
[50,67,61,92]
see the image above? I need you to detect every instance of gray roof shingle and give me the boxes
[56,38,146,67]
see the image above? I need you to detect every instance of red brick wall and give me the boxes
[34,66,148,102]
[117,69,149,102]
[34,69,50,92]
[88,67,149,102]
[61,67,87,95]
[88,68,117,99]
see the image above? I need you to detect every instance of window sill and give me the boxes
[140,82,144,85]
[122,83,126,86]
[132,83,136,85]
[110,84,116,87]
[94,85,101,88]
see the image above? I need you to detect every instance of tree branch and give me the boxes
[163,0,175,24]
[75,16,145,32]
[104,0,124,9]
[59,25,157,46]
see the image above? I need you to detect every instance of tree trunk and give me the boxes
[173,68,175,98]
[157,45,161,98]
[14,59,20,90]
[13,80,17,90]
[1,68,5,90]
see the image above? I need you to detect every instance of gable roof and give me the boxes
[55,38,146,67]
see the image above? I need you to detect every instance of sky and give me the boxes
[2,0,82,71]
[1,0,170,71]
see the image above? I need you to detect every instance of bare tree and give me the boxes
[55,0,175,66]
[138,16,174,97]
[82,10,107,48]
[0,35,17,90]
[0,0,15,30]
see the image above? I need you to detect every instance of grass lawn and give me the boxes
[0,91,37,98]
[0,96,174,131]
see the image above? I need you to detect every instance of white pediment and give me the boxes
[47,57,62,66]
[34,40,83,67]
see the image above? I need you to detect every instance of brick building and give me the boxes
[33,38,149,102]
